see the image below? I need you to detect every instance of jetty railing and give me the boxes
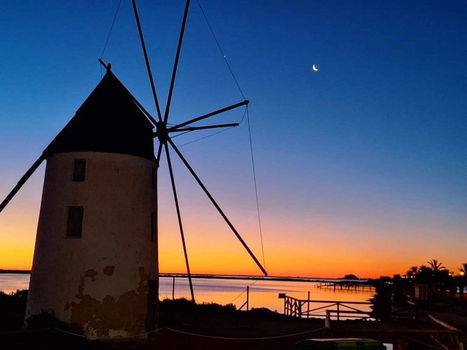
[278,293,372,320]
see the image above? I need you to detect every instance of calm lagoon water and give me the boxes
[0,274,374,314]
[0,273,30,293]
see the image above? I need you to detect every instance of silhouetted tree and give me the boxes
[428,260,451,293]
[428,259,445,272]
[415,262,450,291]
[406,266,418,278]
[343,274,359,280]
[0,290,28,331]
[370,281,392,321]
[392,274,407,307]
[415,265,433,284]
[404,260,467,301]
[459,263,467,276]
[459,263,467,298]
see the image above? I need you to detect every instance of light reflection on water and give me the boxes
[0,274,374,314]
[160,277,375,314]
[0,273,30,293]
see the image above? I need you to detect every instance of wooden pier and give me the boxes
[316,281,374,292]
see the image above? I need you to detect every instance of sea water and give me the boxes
[0,274,374,314]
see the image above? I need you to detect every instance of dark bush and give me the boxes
[370,282,392,321]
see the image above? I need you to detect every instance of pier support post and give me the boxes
[172,276,175,299]
[325,310,331,328]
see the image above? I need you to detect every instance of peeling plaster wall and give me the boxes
[25,151,158,338]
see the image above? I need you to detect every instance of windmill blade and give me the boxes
[0,155,45,213]
[164,142,195,302]
[170,123,239,133]
[156,141,163,166]
[131,0,163,122]
[168,100,249,131]
[167,138,268,276]
[164,0,190,124]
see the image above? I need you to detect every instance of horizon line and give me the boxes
[0,269,374,281]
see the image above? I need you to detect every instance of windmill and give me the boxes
[0,0,267,338]
[130,0,267,300]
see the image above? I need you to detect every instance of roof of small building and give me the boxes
[44,70,155,161]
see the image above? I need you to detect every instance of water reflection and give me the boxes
[0,274,375,315]
[0,274,30,293]
[159,277,374,314]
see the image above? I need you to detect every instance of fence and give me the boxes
[278,293,372,320]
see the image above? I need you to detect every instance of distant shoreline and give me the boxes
[0,269,30,274]
[0,269,370,283]
[160,273,370,283]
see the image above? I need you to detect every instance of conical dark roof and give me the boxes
[44,71,155,161]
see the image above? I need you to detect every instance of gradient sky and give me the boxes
[0,1,466,278]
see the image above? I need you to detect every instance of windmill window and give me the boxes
[73,159,86,182]
[67,206,83,238]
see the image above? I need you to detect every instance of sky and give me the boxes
[0,0,466,278]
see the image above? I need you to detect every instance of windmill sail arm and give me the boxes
[0,155,45,213]
[131,0,163,122]
[164,143,196,302]
[131,97,157,127]
[168,100,249,131]
[167,138,268,276]
[155,141,163,166]
[170,123,239,133]
[164,0,191,124]
[153,123,238,138]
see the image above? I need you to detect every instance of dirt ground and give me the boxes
[1,296,463,349]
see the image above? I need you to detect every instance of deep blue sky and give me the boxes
[0,1,466,276]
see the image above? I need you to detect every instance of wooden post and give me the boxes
[325,310,331,328]
[172,276,175,300]
[246,286,250,311]
[337,302,340,321]
[307,291,310,318]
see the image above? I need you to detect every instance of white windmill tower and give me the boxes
[24,70,158,338]
[0,0,267,339]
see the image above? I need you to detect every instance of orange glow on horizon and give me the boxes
[0,196,465,279]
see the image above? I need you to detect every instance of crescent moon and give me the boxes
[312,64,319,72]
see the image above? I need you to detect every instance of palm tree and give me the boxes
[457,263,467,298]
[427,259,452,293]
[416,265,433,283]
[459,263,467,276]
[428,259,445,272]
[406,266,418,278]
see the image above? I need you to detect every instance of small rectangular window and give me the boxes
[73,159,86,182]
[67,206,83,237]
